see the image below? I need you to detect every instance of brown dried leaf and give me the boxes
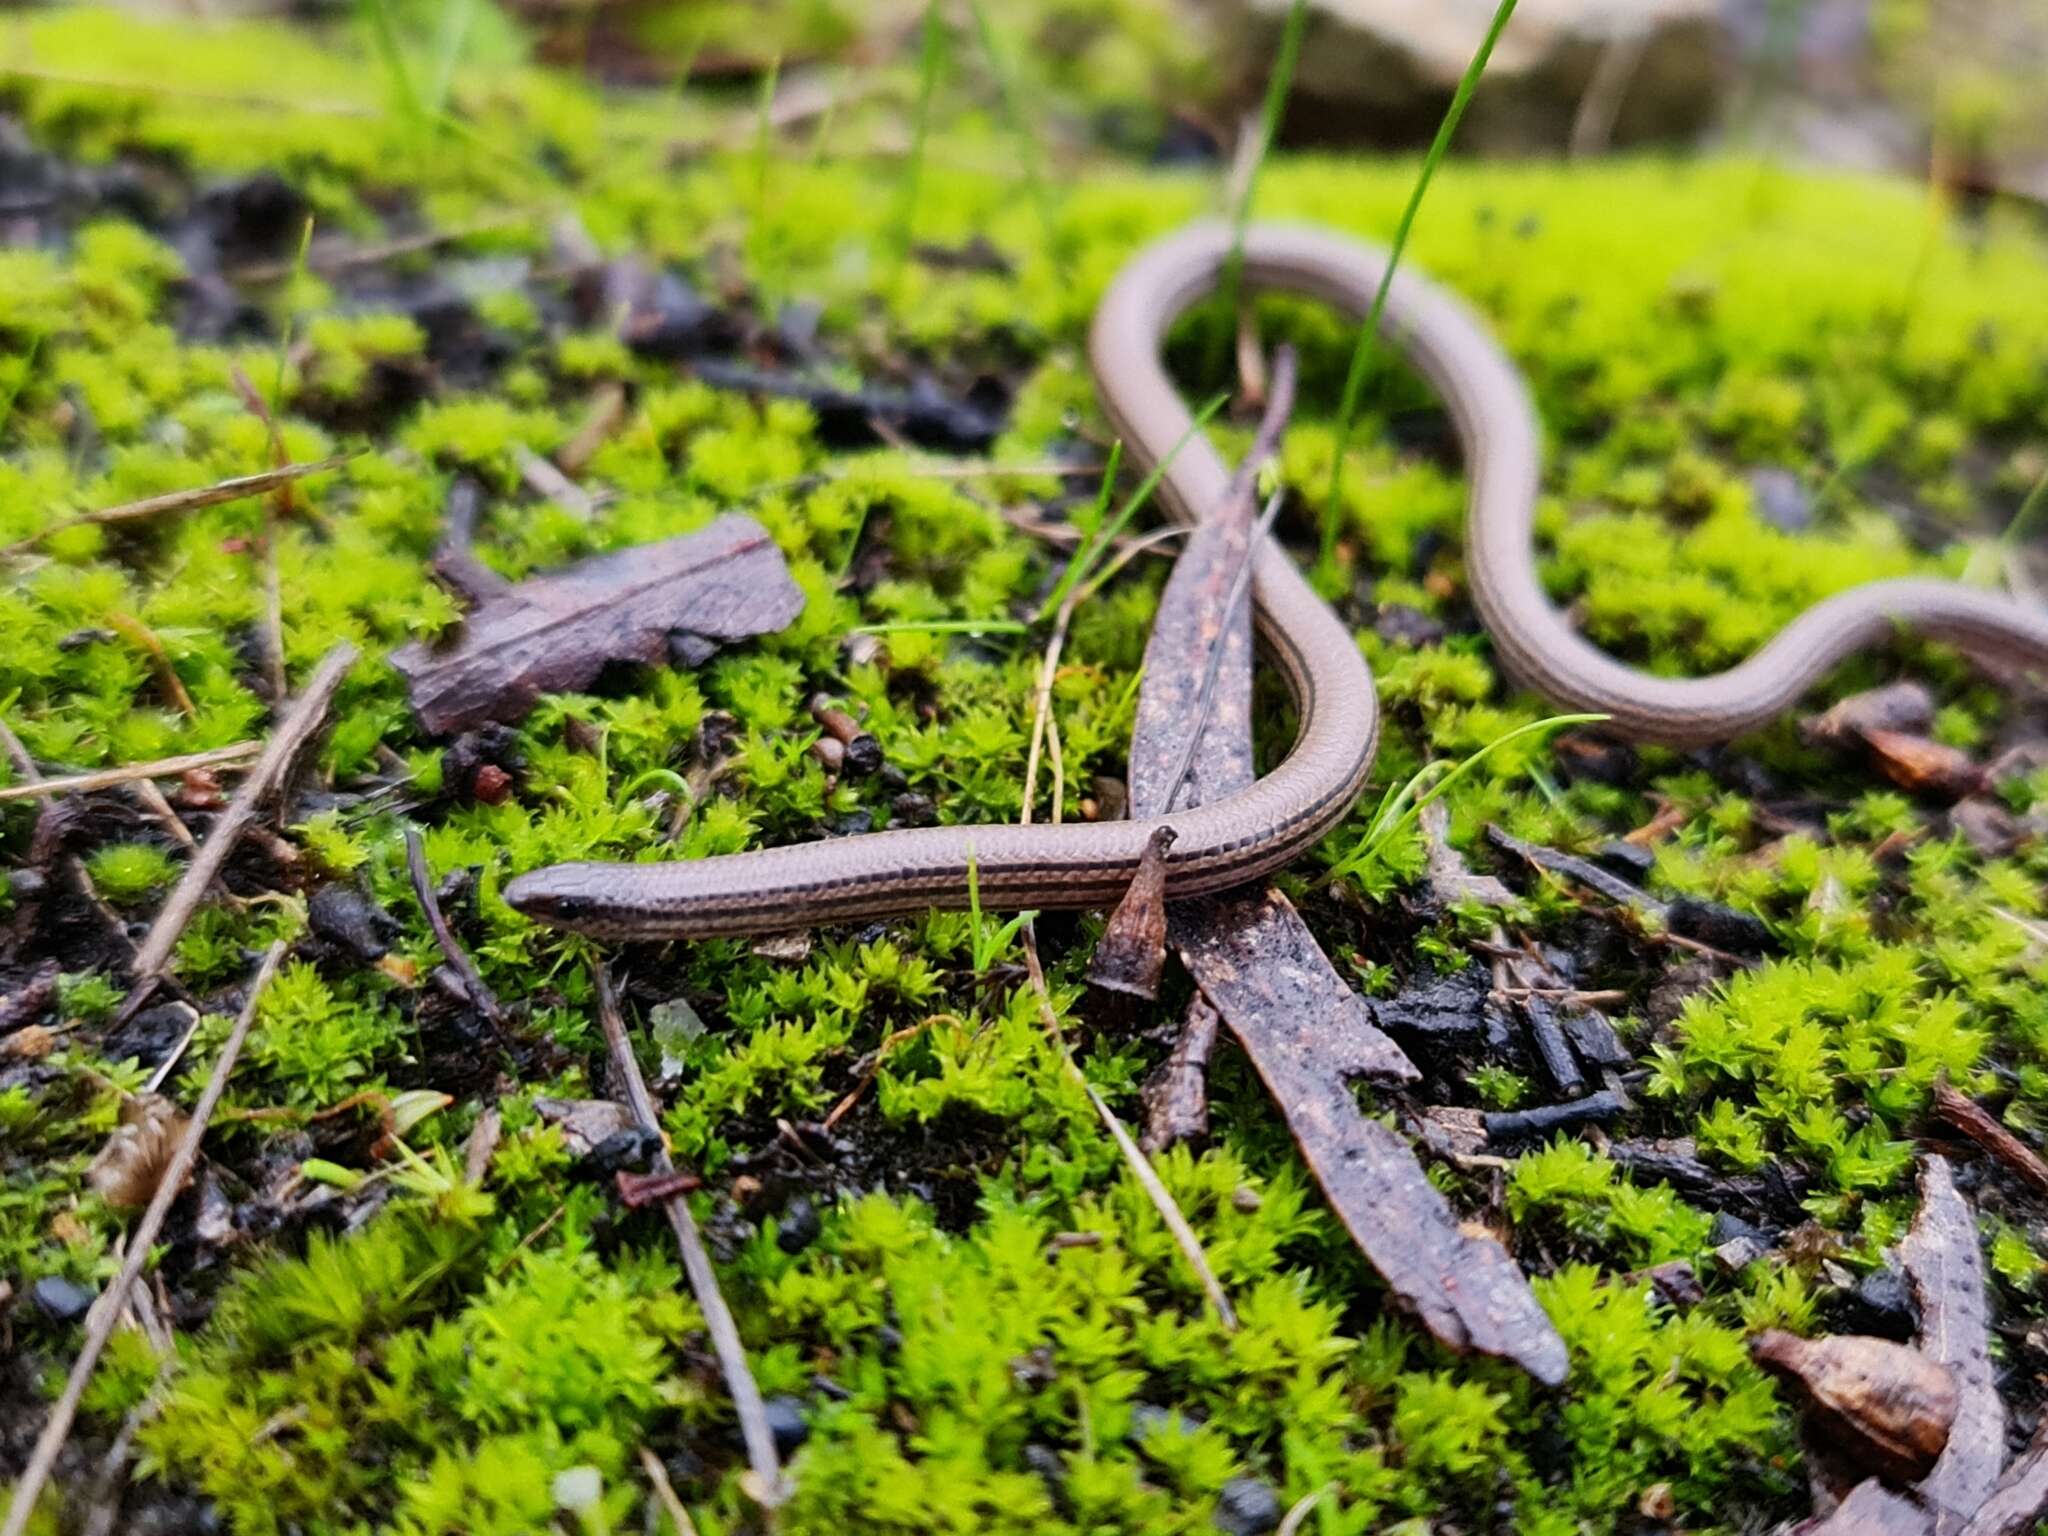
[1899,1155,2004,1531]
[1751,1331,1958,1484]
[87,1093,192,1209]
[391,515,803,733]
[1862,730,1986,801]
[1087,826,1176,1000]
[616,1168,703,1207]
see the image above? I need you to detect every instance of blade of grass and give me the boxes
[269,215,315,412]
[1335,710,1604,881]
[894,3,948,266]
[1318,0,1519,584]
[1215,0,1310,367]
[360,0,424,123]
[853,619,1028,636]
[1034,393,1228,623]
[963,0,1054,244]
[424,0,479,120]
[753,53,783,217]
[2000,461,2048,550]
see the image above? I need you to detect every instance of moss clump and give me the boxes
[1,7,2046,1534]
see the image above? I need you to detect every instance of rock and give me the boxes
[1214,1476,1284,1536]
[1710,1210,1770,1247]
[762,1395,809,1456]
[1209,0,1731,154]
[32,1274,97,1322]
[1713,1235,1768,1273]
[1749,467,1813,531]
[1667,896,1772,954]
[776,1196,821,1254]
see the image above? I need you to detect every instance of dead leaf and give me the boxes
[1899,1156,2004,1531]
[1087,826,1175,1000]
[1862,730,1985,801]
[87,1093,191,1209]
[391,515,803,732]
[1751,1330,1958,1485]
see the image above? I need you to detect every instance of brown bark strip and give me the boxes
[592,964,787,1508]
[1930,1081,2048,1196]
[122,643,356,1008]
[1141,993,1222,1152]
[1899,1155,2004,1533]
[0,941,287,1536]
[1799,1480,1936,1536]
[1956,1419,2048,1536]
[1118,350,1562,1383]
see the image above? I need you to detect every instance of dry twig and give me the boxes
[0,742,261,803]
[1,454,356,558]
[122,643,356,1012]
[0,941,286,1536]
[404,827,507,1032]
[593,964,787,1507]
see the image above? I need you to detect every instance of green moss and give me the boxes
[1,9,2046,1533]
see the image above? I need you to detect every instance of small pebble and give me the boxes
[1748,467,1812,532]
[1214,1476,1283,1536]
[776,1196,821,1255]
[32,1274,97,1322]
[585,1128,663,1176]
[762,1395,809,1456]
[1667,897,1772,955]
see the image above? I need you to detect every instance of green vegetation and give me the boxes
[2,4,2047,1533]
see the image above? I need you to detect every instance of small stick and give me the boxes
[227,215,528,283]
[513,445,597,520]
[593,964,786,1507]
[0,742,262,803]
[122,644,355,1007]
[404,827,506,1032]
[1931,1080,2048,1195]
[554,381,629,479]
[638,1445,702,1536]
[140,1002,204,1094]
[2,455,357,558]
[104,613,196,719]
[125,778,195,851]
[0,941,286,1536]
[1018,932,1237,1328]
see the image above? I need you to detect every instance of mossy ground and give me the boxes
[3,6,2048,1534]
